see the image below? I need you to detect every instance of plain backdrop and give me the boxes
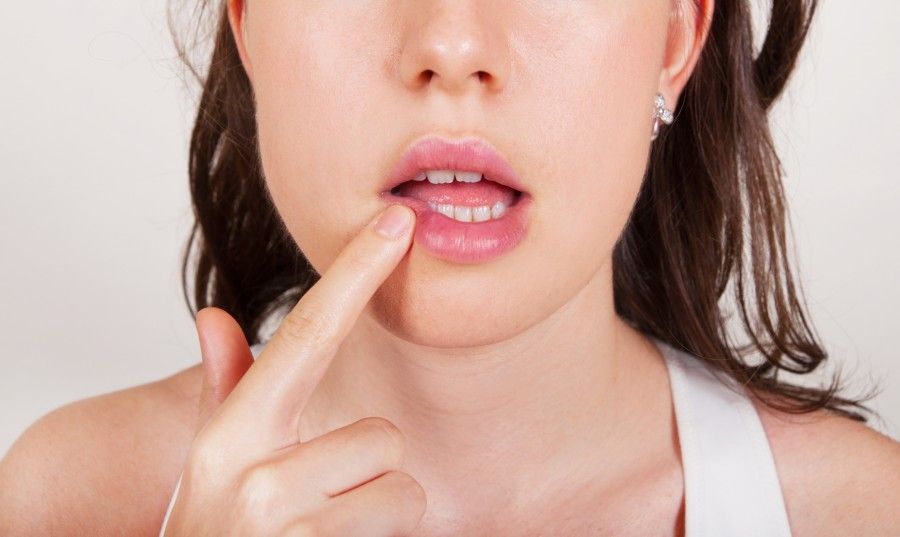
[1,1,898,456]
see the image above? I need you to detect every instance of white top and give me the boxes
[651,335,793,536]
[160,337,792,536]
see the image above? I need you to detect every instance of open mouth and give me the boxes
[379,136,531,263]
[387,170,525,223]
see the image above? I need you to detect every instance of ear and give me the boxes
[227,0,254,81]
[658,0,715,107]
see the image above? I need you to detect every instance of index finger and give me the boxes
[211,204,416,451]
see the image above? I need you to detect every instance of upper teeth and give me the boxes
[414,170,484,184]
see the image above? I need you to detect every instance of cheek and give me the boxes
[249,10,391,273]
[509,6,665,277]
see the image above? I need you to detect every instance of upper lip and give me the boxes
[383,135,527,194]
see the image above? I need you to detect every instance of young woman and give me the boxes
[2,0,898,535]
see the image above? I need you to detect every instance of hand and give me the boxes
[163,204,426,536]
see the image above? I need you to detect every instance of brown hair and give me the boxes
[171,0,879,422]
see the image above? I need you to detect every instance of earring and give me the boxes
[651,92,675,141]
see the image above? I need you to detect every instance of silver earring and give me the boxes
[651,92,674,141]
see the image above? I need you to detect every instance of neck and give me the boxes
[300,265,673,505]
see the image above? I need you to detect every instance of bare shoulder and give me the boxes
[752,397,900,537]
[0,363,203,536]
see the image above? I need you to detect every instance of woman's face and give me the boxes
[230,1,698,347]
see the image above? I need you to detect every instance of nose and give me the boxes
[397,1,512,96]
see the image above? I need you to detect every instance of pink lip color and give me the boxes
[383,136,528,193]
[379,136,532,264]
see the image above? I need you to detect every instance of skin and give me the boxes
[2,0,899,535]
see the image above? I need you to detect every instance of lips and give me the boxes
[378,135,532,264]
[381,136,528,194]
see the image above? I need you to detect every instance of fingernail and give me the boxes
[374,205,413,239]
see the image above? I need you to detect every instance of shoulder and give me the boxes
[0,364,203,535]
[752,397,900,537]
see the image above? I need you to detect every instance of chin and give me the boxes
[363,251,557,350]
[369,299,533,350]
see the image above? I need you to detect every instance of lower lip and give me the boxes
[378,189,532,264]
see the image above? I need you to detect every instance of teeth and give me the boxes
[471,205,491,222]
[453,206,472,222]
[425,170,454,184]
[455,171,482,183]
[435,203,455,218]
[490,201,506,219]
[427,201,509,223]
[423,170,484,185]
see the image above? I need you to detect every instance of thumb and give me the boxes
[194,306,255,430]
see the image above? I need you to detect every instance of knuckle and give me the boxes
[279,301,338,349]
[280,308,337,349]
[281,305,323,340]
[358,417,405,464]
[236,463,281,513]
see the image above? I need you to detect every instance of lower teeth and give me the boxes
[427,201,508,223]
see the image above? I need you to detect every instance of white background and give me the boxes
[1,1,898,456]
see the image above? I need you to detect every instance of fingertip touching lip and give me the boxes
[382,135,527,195]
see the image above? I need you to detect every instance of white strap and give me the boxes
[656,337,793,537]
[158,470,182,536]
